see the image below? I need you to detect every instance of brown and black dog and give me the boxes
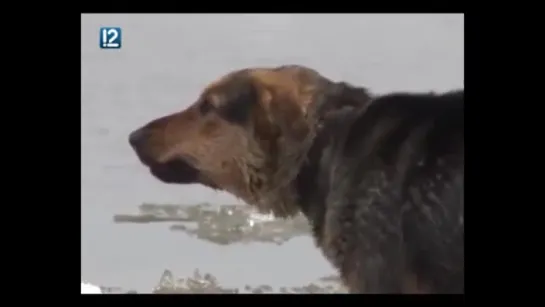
[129,65,464,294]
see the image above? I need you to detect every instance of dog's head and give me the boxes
[129,65,371,217]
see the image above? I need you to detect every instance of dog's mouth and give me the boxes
[148,158,197,184]
[147,159,219,189]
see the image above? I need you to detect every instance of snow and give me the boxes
[81,281,102,294]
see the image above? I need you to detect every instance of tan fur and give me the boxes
[131,66,327,217]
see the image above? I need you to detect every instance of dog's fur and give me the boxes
[129,65,464,294]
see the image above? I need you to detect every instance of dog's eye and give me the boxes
[199,99,215,115]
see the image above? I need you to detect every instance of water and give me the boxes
[81,13,464,293]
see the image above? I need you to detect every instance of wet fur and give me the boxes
[129,65,464,294]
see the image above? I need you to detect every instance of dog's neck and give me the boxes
[295,98,364,225]
[255,81,372,219]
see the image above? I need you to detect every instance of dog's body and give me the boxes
[129,65,464,294]
[298,90,464,293]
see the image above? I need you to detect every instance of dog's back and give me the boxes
[316,90,464,293]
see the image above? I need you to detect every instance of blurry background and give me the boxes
[81,13,464,292]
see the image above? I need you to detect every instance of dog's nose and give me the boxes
[129,128,146,149]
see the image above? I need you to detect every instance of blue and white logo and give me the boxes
[100,27,122,49]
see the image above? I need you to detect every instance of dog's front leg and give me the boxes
[340,195,405,294]
[343,230,404,293]
[323,172,405,293]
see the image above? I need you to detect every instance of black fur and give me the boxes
[297,88,464,293]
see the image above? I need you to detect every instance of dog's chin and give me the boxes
[148,159,219,189]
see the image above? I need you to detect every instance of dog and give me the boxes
[129,65,464,294]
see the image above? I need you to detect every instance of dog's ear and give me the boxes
[315,81,372,119]
[259,88,311,145]
[218,80,258,125]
